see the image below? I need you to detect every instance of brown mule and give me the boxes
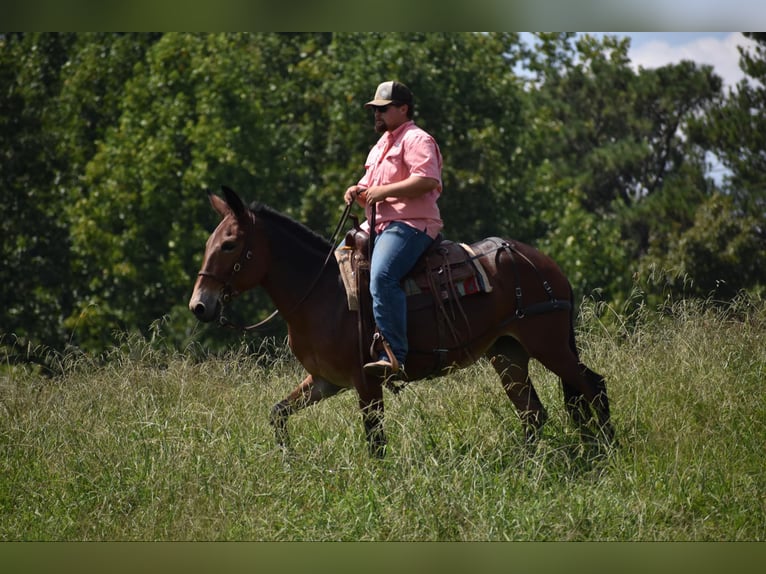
[189,186,614,457]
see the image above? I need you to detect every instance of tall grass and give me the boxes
[1,297,764,540]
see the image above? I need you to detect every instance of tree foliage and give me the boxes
[1,33,77,350]
[2,32,764,358]
[518,33,724,304]
[651,32,766,300]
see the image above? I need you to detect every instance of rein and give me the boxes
[202,202,355,333]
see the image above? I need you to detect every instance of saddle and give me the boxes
[335,227,492,313]
[335,225,493,377]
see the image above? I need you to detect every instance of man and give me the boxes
[344,80,444,378]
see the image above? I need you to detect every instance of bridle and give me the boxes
[197,248,253,304]
[196,242,276,331]
[197,201,355,333]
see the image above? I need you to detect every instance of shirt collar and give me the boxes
[385,120,414,142]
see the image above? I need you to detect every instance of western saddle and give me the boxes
[335,224,492,381]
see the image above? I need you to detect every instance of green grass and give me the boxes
[1,298,765,540]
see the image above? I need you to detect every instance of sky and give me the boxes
[619,32,759,182]
[519,32,758,89]
[618,32,757,89]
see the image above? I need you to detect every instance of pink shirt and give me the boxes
[359,121,443,239]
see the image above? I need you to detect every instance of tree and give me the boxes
[646,32,766,299]
[698,33,766,210]
[5,32,762,359]
[518,33,722,304]
[638,193,766,300]
[65,33,281,349]
[0,33,77,355]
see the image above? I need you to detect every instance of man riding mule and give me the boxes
[343,80,444,380]
[189,184,615,458]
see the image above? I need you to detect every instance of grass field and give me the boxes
[1,297,764,541]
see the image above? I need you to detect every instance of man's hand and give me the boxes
[344,185,367,205]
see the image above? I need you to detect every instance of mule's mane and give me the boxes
[249,202,333,253]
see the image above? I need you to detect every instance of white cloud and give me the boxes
[626,32,759,89]
[521,33,760,90]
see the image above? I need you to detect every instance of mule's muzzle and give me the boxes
[189,291,220,323]
[191,301,209,319]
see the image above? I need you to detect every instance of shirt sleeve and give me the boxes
[403,131,442,183]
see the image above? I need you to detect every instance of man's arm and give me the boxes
[363,175,439,204]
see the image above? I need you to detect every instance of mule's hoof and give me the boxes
[368,443,388,459]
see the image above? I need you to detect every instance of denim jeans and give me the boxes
[370,221,434,365]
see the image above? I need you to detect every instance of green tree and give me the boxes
[518,33,722,304]
[699,33,766,209]
[1,33,163,361]
[66,33,278,349]
[648,194,766,299]
[1,33,77,357]
[645,32,766,299]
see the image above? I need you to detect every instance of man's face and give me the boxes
[372,103,408,133]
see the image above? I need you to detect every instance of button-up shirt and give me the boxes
[358,120,443,239]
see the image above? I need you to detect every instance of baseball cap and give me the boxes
[364,81,413,108]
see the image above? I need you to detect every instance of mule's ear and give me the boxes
[221,185,246,218]
[208,189,230,218]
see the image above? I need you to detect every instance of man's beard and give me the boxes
[374,118,388,133]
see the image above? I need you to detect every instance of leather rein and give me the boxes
[197,202,355,333]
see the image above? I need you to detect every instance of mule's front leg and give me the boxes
[270,400,293,452]
[270,374,345,452]
[358,383,387,458]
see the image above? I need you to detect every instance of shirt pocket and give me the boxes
[379,146,405,179]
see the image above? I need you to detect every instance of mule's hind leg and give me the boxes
[577,365,614,443]
[486,336,548,444]
[270,374,346,451]
[535,346,614,443]
[561,380,590,433]
[518,313,614,444]
[561,370,613,443]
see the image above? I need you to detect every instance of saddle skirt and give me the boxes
[335,229,492,312]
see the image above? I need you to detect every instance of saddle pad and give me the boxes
[460,243,493,294]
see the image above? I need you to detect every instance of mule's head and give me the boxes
[189,186,270,322]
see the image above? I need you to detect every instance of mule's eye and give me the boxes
[221,241,237,253]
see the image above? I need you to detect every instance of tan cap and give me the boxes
[364,81,413,108]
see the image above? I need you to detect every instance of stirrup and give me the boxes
[368,332,401,374]
[363,358,399,378]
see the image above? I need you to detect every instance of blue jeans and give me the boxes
[370,222,434,365]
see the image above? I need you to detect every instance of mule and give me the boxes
[189,186,614,457]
